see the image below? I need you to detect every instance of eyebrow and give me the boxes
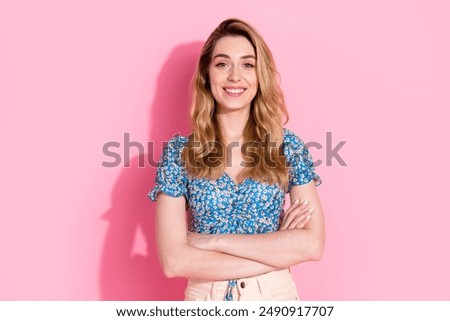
[212,54,256,60]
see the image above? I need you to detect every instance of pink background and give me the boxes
[1,0,449,300]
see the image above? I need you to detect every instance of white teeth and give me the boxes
[225,88,245,94]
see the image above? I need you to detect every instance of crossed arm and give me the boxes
[155,180,325,280]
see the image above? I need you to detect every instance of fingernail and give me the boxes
[308,208,314,212]
[306,215,311,220]
[301,200,309,206]
[293,199,299,204]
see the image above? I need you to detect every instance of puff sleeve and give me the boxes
[147,135,188,201]
[283,128,322,193]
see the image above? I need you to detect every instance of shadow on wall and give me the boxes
[99,42,203,300]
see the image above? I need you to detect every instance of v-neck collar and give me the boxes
[222,171,249,187]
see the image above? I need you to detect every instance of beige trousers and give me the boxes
[184,268,299,301]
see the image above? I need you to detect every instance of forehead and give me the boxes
[212,35,255,57]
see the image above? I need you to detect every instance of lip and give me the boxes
[223,87,246,97]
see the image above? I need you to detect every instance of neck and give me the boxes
[216,107,250,143]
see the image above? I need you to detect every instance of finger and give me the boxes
[280,209,297,230]
[284,199,311,219]
[281,200,310,229]
[291,215,311,229]
[284,206,314,230]
[288,213,312,230]
[283,199,301,216]
[280,200,311,230]
[280,206,301,230]
[287,208,314,229]
[281,200,304,228]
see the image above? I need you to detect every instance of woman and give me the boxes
[148,18,325,301]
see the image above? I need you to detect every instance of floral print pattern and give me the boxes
[147,127,322,300]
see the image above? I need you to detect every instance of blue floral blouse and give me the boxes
[147,127,322,300]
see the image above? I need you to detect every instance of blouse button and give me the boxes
[240,281,246,289]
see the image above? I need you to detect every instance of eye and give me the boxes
[243,63,255,68]
[215,62,227,68]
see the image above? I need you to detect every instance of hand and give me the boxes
[279,199,314,230]
[186,231,216,250]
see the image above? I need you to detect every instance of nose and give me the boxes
[227,66,241,82]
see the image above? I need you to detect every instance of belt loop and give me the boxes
[206,280,215,300]
[255,274,272,299]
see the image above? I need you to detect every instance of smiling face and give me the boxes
[208,35,258,113]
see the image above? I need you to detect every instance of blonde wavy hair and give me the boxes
[181,18,290,191]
